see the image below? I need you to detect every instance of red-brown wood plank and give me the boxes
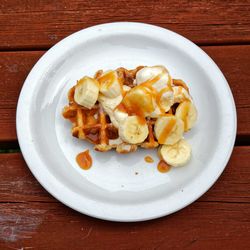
[0,51,45,143]
[0,199,249,249]
[202,46,250,139]
[0,45,249,143]
[0,147,249,203]
[0,147,249,249]
[0,0,250,49]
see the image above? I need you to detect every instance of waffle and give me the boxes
[62,67,159,153]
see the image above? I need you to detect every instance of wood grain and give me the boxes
[0,51,45,144]
[0,1,249,249]
[0,0,250,50]
[202,45,250,139]
[0,148,249,249]
[1,45,249,143]
[0,193,249,249]
[0,147,249,203]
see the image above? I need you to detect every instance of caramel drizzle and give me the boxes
[144,156,154,163]
[157,160,171,173]
[76,150,92,170]
[156,86,172,114]
[158,118,176,144]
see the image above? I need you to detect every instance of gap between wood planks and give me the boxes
[0,200,249,204]
[1,41,250,52]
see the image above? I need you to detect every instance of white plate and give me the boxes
[16,22,236,222]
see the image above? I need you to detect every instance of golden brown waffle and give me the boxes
[62,89,159,153]
[62,67,160,153]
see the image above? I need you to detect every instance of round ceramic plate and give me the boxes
[16,22,236,222]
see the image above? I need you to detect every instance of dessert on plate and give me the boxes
[62,65,197,171]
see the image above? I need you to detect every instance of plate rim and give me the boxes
[16,22,237,222]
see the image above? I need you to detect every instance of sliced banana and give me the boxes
[173,86,191,104]
[136,66,172,91]
[98,84,131,114]
[123,85,154,116]
[159,139,191,167]
[157,87,174,112]
[98,84,132,128]
[149,87,174,118]
[149,100,162,118]
[172,79,189,92]
[119,116,149,144]
[114,108,128,123]
[98,94,123,128]
[98,70,122,98]
[74,76,99,109]
[175,101,197,131]
[123,85,131,92]
[98,94,122,111]
[154,115,184,145]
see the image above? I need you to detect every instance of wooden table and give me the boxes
[0,1,250,249]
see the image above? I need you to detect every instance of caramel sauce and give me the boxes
[85,131,99,144]
[168,75,173,91]
[116,73,171,125]
[156,87,172,114]
[157,160,171,173]
[135,111,147,125]
[98,70,126,97]
[116,102,127,113]
[125,86,154,112]
[118,77,126,97]
[158,118,176,144]
[118,86,155,125]
[173,79,189,92]
[177,86,182,95]
[76,150,92,170]
[139,74,173,115]
[159,113,172,117]
[180,101,190,131]
[98,71,115,88]
[144,156,154,163]
[68,86,75,103]
[140,74,162,86]
[140,82,157,98]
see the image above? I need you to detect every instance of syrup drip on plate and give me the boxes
[157,160,171,173]
[76,150,92,170]
[144,156,154,163]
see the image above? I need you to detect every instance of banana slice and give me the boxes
[149,87,174,118]
[172,79,189,92]
[159,139,191,167]
[173,86,191,104]
[123,85,131,92]
[136,66,172,91]
[114,108,128,123]
[123,85,154,116]
[98,94,122,111]
[154,115,184,145]
[175,101,197,131]
[98,94,123,128]
[119,116,149,144]
[157,87,174,112]
[98,70,122,98]
[74,76,99,109]
[149,100,162,118]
